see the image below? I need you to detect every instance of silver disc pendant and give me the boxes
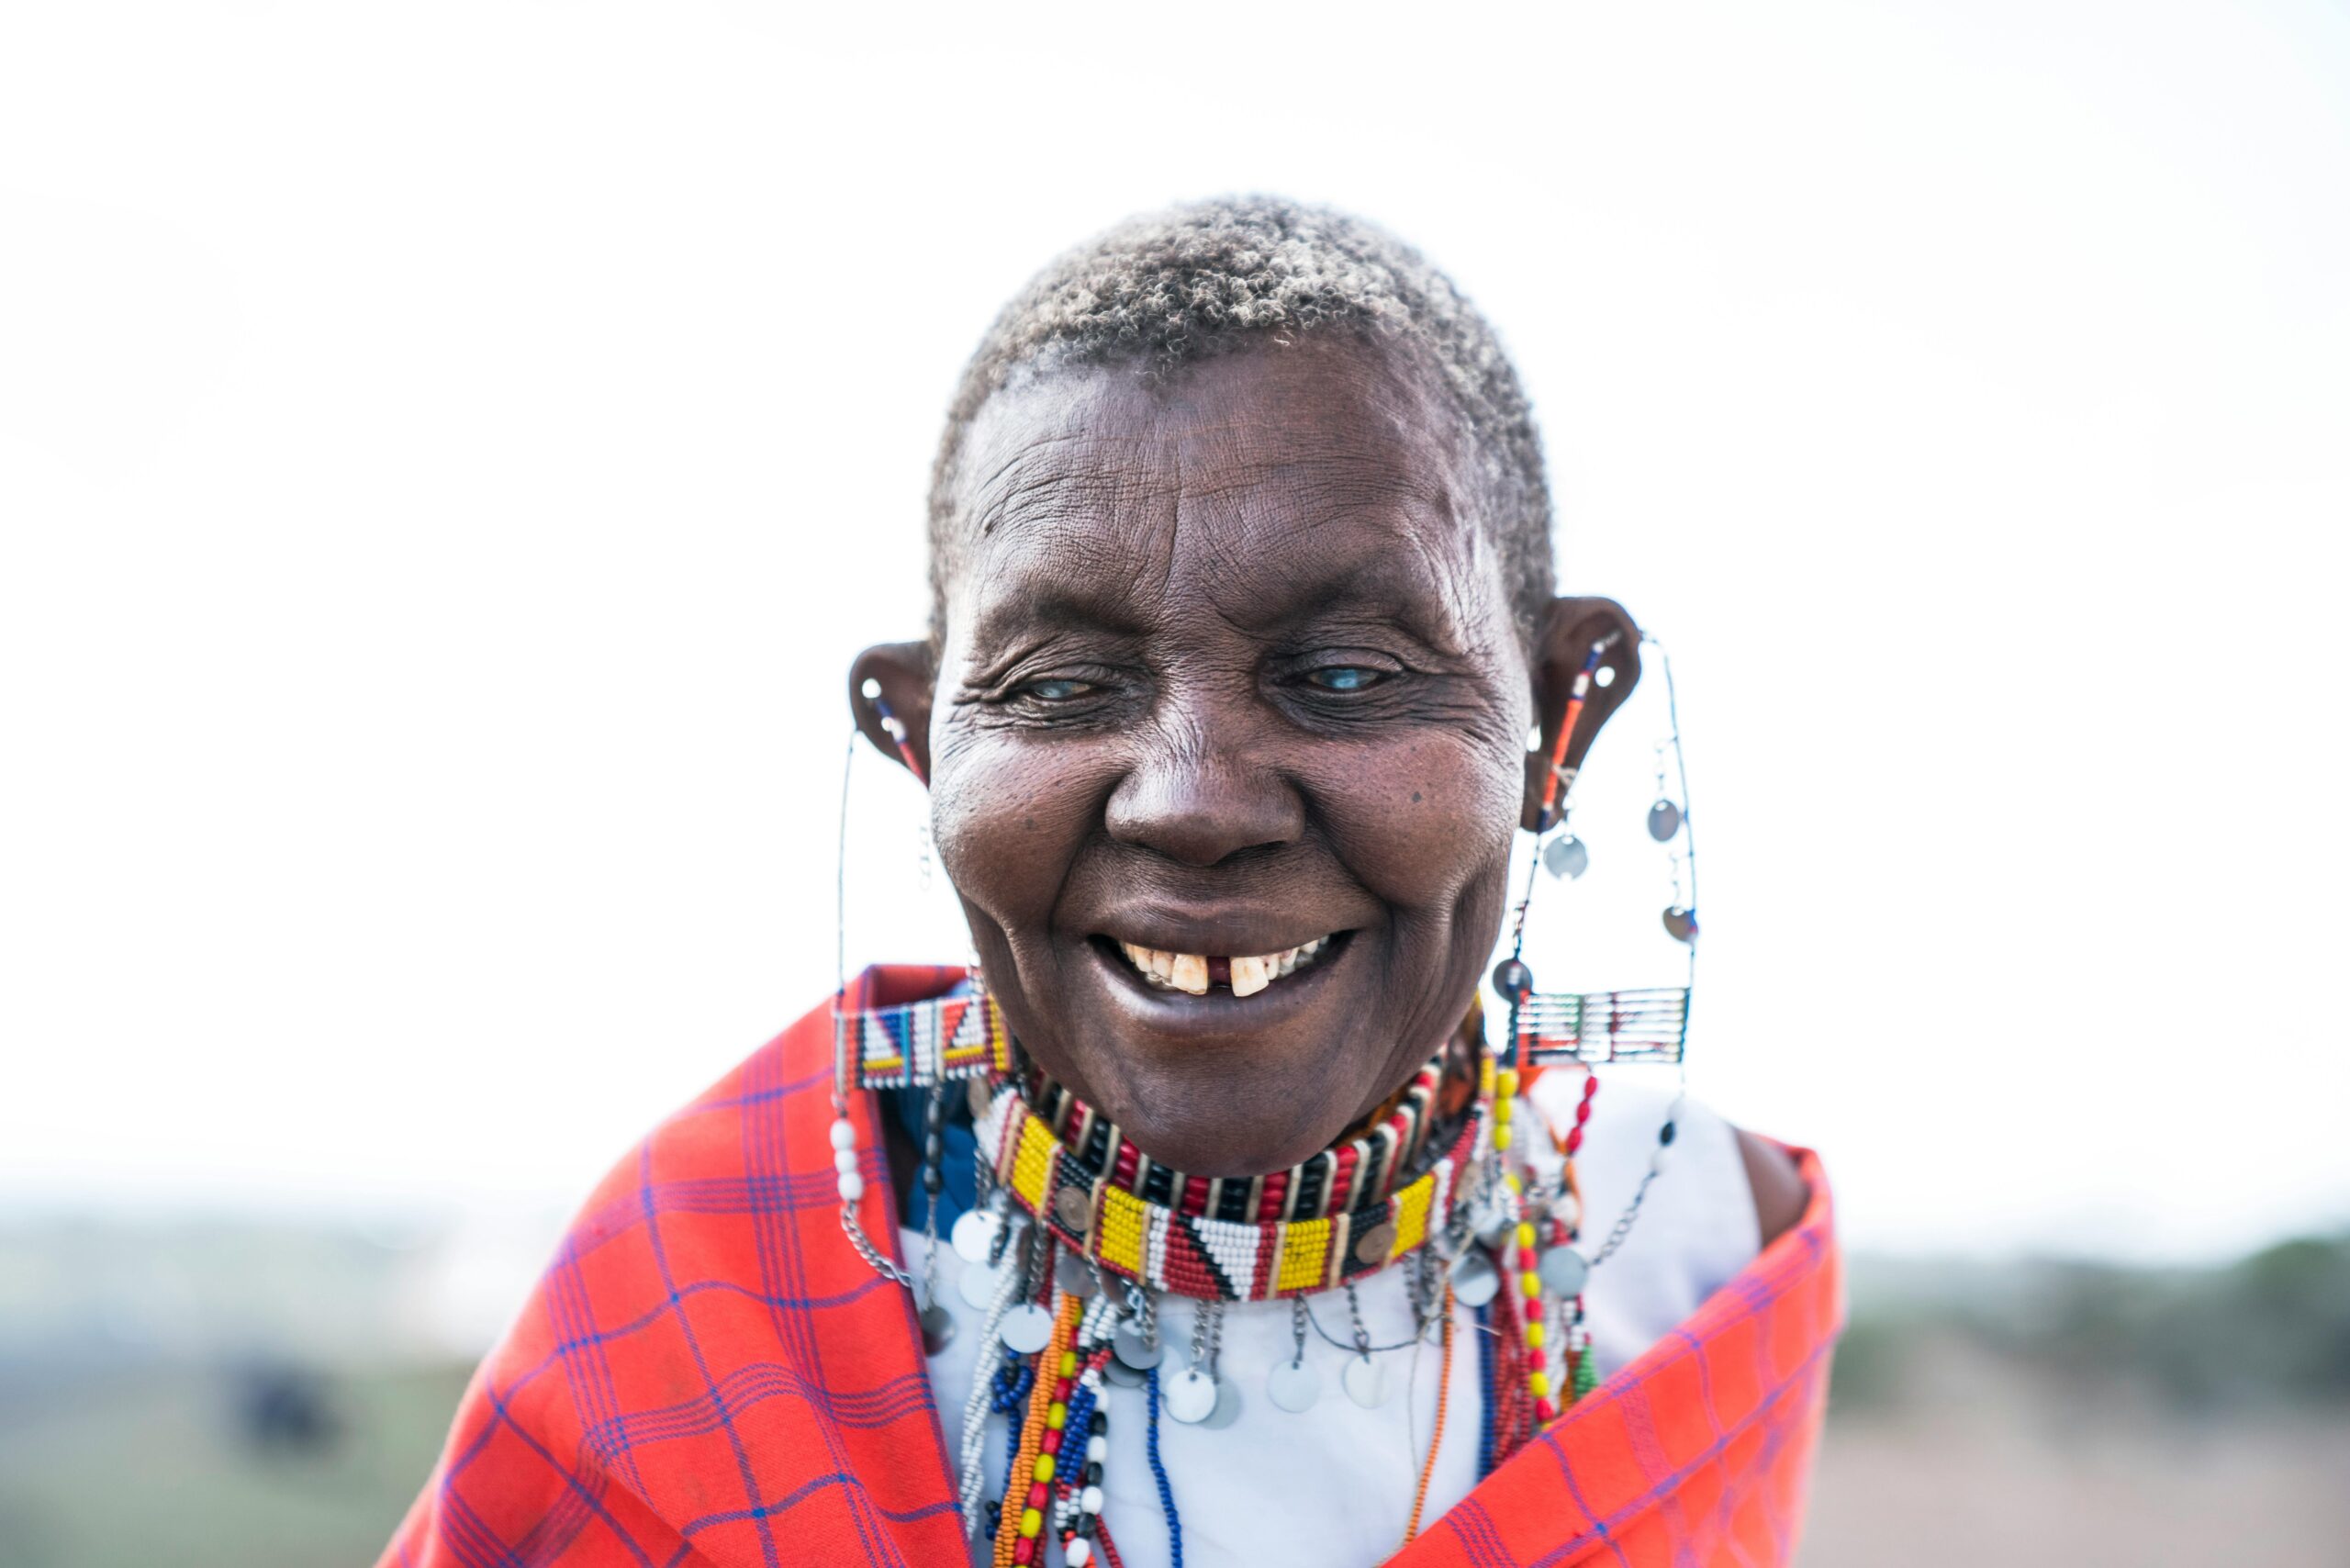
[1341,1353,1393,1410]
[1000,1303,1054,1355]
[1266,1357,1322,1414]
[1648,799,1683,841]
[1055,1251,1097,1299]
[1113,1323,1163,1371]
[1202,1378,1243,1429]
[1662,905,1699,944]
[957,1260,1001,1311]
[1539,1246,1591,1297]
[1449,1249,1501,1308]
[1163,1366,1218,1424]
[1543,834,1590,879]
[951,1209,1000,1265]
[1103,1354,1145,1388]
[919,1302,957,1357]
[1475,1210,1516,1250]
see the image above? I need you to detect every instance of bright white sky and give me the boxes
[3,1,2344,1266]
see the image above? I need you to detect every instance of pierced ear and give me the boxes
[848,641,934,783]
[1521,597,1642,831]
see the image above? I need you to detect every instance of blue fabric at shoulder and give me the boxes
[883,979,980,1230]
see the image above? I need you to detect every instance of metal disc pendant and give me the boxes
[1055,1251,1098,1299]
[1113,1323,1163,1371]
[1202,1378,1243,1429]
[1474,1208,1516,1250]
[1490,957,1533,1002]
[957,1260,1001,1310]
[1001,1303,1054,1355]
[1341,1353,1393,1410]
[1539,1246,1591,1297]
[1543,834,1589,879]
[1662,906,1699,944]
[1266,1357,1322,1413]
[1103,1354,1145,1387]
[919,1302,957,1357]
[1449,1249,1501,1308]
[1163,1366,1218,1424]
[1648,800,1683,841]
[951,1209,1000,1265]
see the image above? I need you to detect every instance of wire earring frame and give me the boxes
[1495,633,1697,1077]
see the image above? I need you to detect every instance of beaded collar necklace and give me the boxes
[1016,1050,1453,1229]
[839,979,1472,1230]
[837,980,1497,1303]
[973,1064,1490,1305]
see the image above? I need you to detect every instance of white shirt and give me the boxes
[905,1075,1758,1568]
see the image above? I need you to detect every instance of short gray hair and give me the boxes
[928,196,1554,646]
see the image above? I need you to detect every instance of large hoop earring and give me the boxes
[829,692,1013,1358]
[1493,632,1696,1073]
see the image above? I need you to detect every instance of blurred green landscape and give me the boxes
[2,1218,2344,1566]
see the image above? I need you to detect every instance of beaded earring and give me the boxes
[1494,632,1697,1068]
[831,688,999,1360]
[827,728,915,1294]
[1471,631,1699,1431]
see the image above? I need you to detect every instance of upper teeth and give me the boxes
[1117,936,1332,997]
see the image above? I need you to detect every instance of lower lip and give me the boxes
[1086,934,1352,1036]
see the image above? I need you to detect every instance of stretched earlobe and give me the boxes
[848,641,934,784]
[1520,598,1642,832]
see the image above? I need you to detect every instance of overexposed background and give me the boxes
[5,0,2346,1286]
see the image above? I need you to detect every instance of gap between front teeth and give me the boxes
[1117,936,1330,997]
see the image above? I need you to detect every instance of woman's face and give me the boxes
[890,338,1577,1177]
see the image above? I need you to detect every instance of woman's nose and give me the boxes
[1104,724,1306,868]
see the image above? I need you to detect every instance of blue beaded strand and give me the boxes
[1474,1301,1498,1479]
[1144,1366,1183,1568]
[986,1353,1035,1537]
[1062,1382,1100,1461]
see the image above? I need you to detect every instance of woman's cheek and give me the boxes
[929,730,1107,923]
[1314,734,1520,905]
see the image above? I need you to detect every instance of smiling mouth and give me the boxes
[1105,934,1346,998]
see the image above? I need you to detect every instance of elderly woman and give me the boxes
[385,198,1836,1568]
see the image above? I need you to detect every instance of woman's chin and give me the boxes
[1094,1100,1344,1184]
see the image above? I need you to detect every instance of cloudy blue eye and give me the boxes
[1305,666,1385,692]
[1022,678,1091,701]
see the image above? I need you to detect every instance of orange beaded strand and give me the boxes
[994,1290,1084,1568]
[1400,1284,1458,1547]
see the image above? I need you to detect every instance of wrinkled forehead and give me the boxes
[937,339,1512,659]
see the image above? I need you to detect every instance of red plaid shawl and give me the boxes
[383,965,1841,1568]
